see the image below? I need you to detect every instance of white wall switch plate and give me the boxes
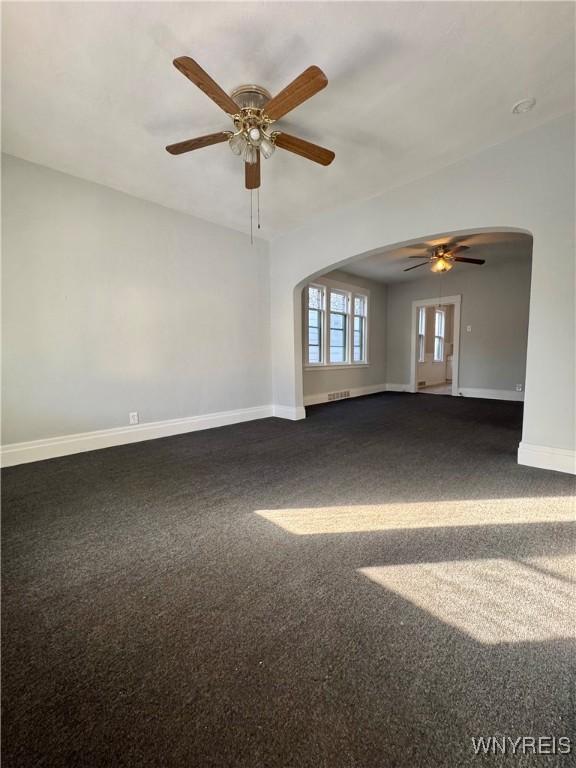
[466,325,472,332]
[516,384,523,392]
[129,412,139,425]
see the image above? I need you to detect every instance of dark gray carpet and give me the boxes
[2,393,575,767]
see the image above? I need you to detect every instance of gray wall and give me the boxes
[270,115,574,455]
[302,270,387,399]
[2,154,271,444]
[385,253,532,390]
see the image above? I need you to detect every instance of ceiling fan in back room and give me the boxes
[403,241,486,273]
[165,56,335,240]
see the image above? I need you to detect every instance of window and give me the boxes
[329,290,348,363]
[353,296,367,363]
[434,309,445,362]
[304,281,369,367]
[307,285,325,364]
[418,307,426,363]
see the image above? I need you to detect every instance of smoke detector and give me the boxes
[512,98,536,114]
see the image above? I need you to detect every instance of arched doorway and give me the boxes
[294,227,533,416]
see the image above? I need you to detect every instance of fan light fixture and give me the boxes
[227,86,278,165]
[430,246,454,273]
[430,255,454,273]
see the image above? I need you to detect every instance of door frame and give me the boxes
[410,294,461,396]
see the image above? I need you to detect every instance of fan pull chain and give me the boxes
[250,190,253,245]
[257,189,261,230]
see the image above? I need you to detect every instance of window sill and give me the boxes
[304,363,371,371]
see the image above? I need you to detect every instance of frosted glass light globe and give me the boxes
[243,143,258,165]
[430,257,453,273]
[229,132,247,156]
[260,138,275,159]
[248,128,261,143]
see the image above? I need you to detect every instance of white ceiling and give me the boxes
[2,2,574,238]
[340,231,533,283]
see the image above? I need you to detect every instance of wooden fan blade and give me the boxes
[453,257,485,265]
[408,253,432,258]
[264,66,328,121]
[245,151,260,189]
[274,132,335,166]
[404,262,430,272]
[173,57,239,115]
[448,245,470,256]
[166,132,230,155]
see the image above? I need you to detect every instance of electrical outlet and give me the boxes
[466,325,472,333]
[516,384,523,392]
[129,412,139,425]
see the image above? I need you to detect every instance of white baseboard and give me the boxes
[1,405,274,467]
[273,405,306,420]
[302,383,524,407]
[458,387,524,401]
[385,384,524,401]
[304,383,387,407]
[385,383,412,393]
[518,441,576,475]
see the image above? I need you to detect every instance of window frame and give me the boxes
[305,284,326,366]
[353,294,368,364]
[304,278,370,370]
[328,288,349,364]
[433,308,445,363]
[417,306,426,363]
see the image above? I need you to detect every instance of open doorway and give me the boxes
[411,295,461,396]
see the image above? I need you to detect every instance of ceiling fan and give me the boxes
[404,242,485,273]
[165,57,335,191]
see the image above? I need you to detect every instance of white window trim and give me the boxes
[304,277,370,370]
[305,283,326,366]
[433,308,446,363]
[418,307,426,363]
[328,287,350,365]
[306,363,372,371]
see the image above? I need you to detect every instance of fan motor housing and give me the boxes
[230,85,272,111]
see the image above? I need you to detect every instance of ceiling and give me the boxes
[340,231,533,283]
[2,2,574,238]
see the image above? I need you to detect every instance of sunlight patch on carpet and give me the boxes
[255,497,575,535]
[359,556,575,644]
